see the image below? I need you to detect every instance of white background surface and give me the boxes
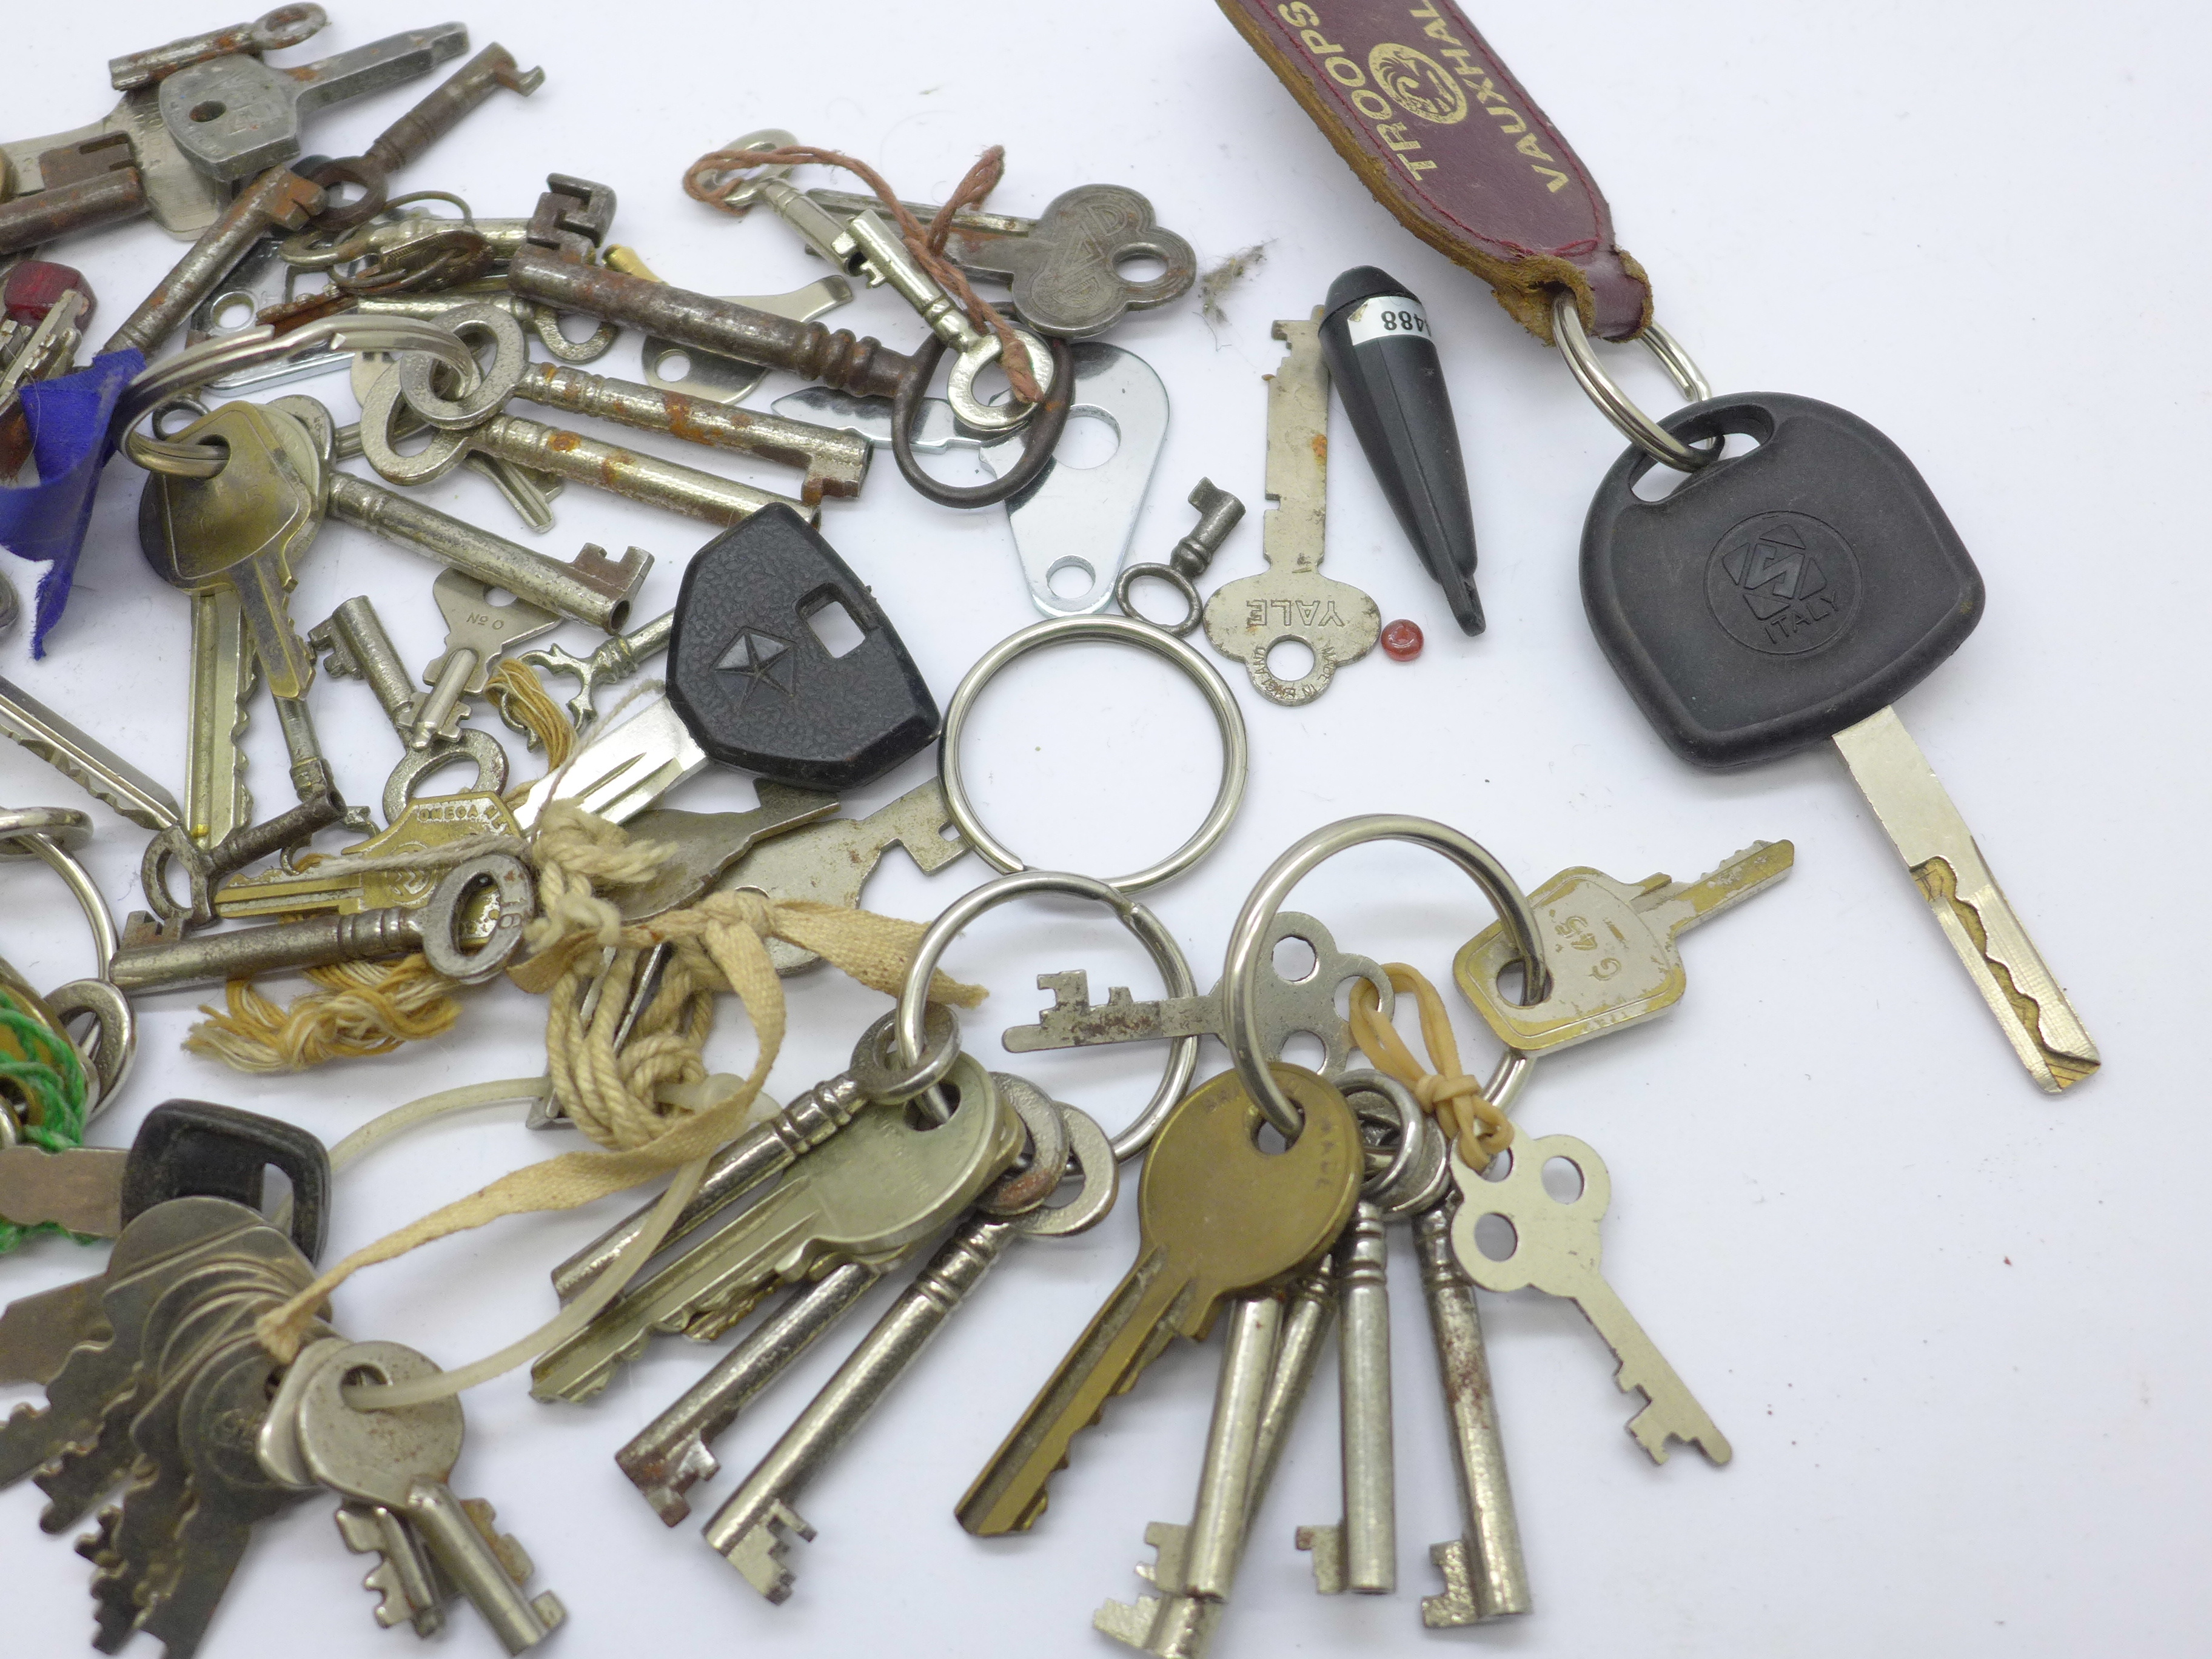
[1,2,2205,1655]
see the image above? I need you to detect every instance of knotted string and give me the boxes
[1348,964,1513,1171]
[252,800,985,1382]
[682,141,1043,404]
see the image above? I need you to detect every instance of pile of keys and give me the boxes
[0,2,2100,1654]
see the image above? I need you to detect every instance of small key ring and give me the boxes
[939,614,1247,894]
[118,317,475,477]
[1009,1098,1119,1238]
[946,326,1057,433]
[846,1002,962,1105]
[1550,291,1717,474]
[895,869,1199,1161]
[1112,562,1204,637]
[973,1074,1071,1217]
[395,302,528,429]
[1222,815,1552,1141]
[0,808,132,1117]
[694,128,802,213]
[891,331,1074,510]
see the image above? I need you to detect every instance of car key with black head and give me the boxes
[1582,392,2096,1093]
[665,506,940,792]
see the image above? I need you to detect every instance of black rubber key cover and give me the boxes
[119,1100,330,1263]
[666,506,940,791]
[1581,393,1983,768]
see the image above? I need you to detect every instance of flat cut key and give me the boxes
[1003,912,1389,1080]
[1583,390,2095,1092]
[410,572,560,749]
[614,786,843,923]
[958,1067,1360,1536]
[1454,840,1794,1053]
[529,1058,1016,1401]
[1201,314,1380,705]
[1450,1134,1729,1466]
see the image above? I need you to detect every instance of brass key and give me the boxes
[956,1066,1361,1537]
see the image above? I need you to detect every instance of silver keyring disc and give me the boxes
[397,303,527,430]
[939,614,1247,894]
[358,367,471,485]
[896,868,1198,1162]
[1221,816,1550,1140]
[974,1074,1073,1217]
[1015,1101,1118,1237]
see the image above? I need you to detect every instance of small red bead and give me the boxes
[2,261,93,327]
[1380,618,1424,661]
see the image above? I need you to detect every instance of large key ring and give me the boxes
[0,808,132,1119]
[1221,815,1552,1140]
[939,615,1248,894]
[1550,292,1717,474]
[895,869,1199,1160]
[117,316,476,477]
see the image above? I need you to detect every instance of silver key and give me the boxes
[510,686,705,831]
[409,571,560,750]
[1451,1135,1731,1465]
[1201,313,1380,705]
[183,587,256,848]
[293,1339,565,1654]
[0,671,181,833]
[803,181,1196,340]
[714,779,971,973]
[530,1056,1017,1401]
[1004,911,1390,1079]
[1096,1262,1335,1658]
[1295,1201,1395,1594]
[157,25,468,181]
[1455,840,1795,1054]
[501,609,673,738]
[614,787,843,924]
[700,1091,1112,1599]
[1413,1196,1530,1627]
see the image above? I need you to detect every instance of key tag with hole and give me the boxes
[665,506,941,791]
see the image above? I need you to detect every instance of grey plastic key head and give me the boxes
[297,1340,463,1503]
[1448,1134,1612,1298]
[1581,392,1984,768]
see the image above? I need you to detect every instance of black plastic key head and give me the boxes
[1581,394,1983,768]
[666,506,941,791]
[118,1101,330,1263]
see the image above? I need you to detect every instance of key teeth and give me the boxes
[1295,1522,1347,1594]
[722,1500,815,1604]
[1626,1399,1732,1466]
[333,1507,421,1631]
[1094,1594,1165,1650]
[1421,1537,1480,1628]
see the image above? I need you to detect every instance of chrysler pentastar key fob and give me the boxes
[666,506,940,791]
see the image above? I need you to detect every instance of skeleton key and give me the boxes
[529,1057,1017,1401]
[1294,1200,1394,1595]
[1096,1258,1337,1657]
[714,779,971,973]
[1450,1135,1731,1466]
[1002,912,1390,1079]
[1455,840,1795,1053]
[411,572,561,749]
[958,1067,1359,1537]
[806,181,1196,339]
[138,400,322,700]
[1202,314,1381,705]
[500,609,672,739]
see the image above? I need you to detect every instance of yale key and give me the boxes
[1583,393,2097,1093]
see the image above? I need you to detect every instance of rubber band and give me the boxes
[1347,964,1515,1171]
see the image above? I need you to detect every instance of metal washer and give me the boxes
[937,614,1247,894]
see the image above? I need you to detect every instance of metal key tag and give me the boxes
[665,506,940,792]
[1581,394,1983,768]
